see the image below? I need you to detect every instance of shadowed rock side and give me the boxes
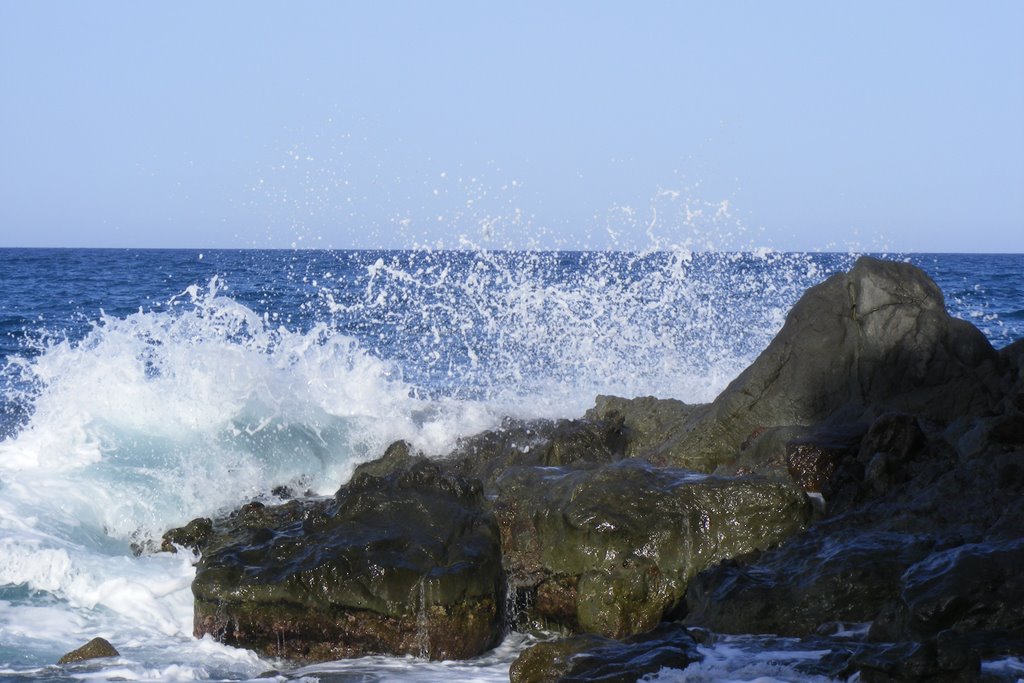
[675,261,1024,680]
[190,461,504,661]
[659,256,1002,470]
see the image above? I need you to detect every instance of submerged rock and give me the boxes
[509,623,701,683]
[496,458,810,637]
[192,461,503,661]
[57,637,119,664]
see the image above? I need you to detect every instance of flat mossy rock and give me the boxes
[660,257,1001,470]
[509,623,701,683]
[496,458,810,637]
[57,637,119,664]
[192,461,503,661]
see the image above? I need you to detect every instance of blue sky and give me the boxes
[1,2,1021,252]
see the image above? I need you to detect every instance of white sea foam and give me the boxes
[0,275,510,680]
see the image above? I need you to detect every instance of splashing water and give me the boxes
[2,246,1021,681]
[318,249,839,411]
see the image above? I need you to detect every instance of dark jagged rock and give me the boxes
[685,429,1024,639]
[785,421,868,495]
[659,256,1001,470]
[171,256,1024,669]
[57,637,119,664]
[495,458,810,637]
[869,539,1024,653]
[852,637,981,683]
[349,439,427,480]
[160,516,213,553]
[509,623,701,683]
[191,460,503,662]
[855,413,929,499]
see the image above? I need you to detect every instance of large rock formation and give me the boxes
[658,256,1001,470]
[167,255,1024,679]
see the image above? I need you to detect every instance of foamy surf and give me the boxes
[0,269,511,681]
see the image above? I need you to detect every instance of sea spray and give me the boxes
[317,249,839,412]
[4,248,1020,681]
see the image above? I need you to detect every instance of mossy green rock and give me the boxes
[57,637,119,664]
[192,461,503,661]
[496,458,810,637]
[160,516,213,553]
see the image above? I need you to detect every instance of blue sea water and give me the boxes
[0,248,1022,682]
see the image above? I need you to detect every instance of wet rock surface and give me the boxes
[57,637,119,664]
[168,256,1024,672]
[509,623,701,683]
[191,461,504,661]
[442,415,628,493]
[495,459,810,637]
[678,258,1024,671]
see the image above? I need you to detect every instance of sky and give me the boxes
[0,2,1021,252]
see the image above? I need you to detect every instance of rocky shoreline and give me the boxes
[162,256,1024,682]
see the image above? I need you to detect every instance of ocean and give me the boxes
[1,248,1022,682]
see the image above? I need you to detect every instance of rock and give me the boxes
[172,256,1024,668]
[785,421,867,496]
[869,539,1024,654]
[852,638,980,682]
[443,416,627,493]
[585,395,701,461]
[714,424,808,481]
[509,622,701,683]
[160,516,213,553]
[192,460,504,661]
[659,257,1001,469]
[350,439,426,480]
[57,637,119,664]
[855,413,928,498]
[685,528,936,636]
[495,458,810,637]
